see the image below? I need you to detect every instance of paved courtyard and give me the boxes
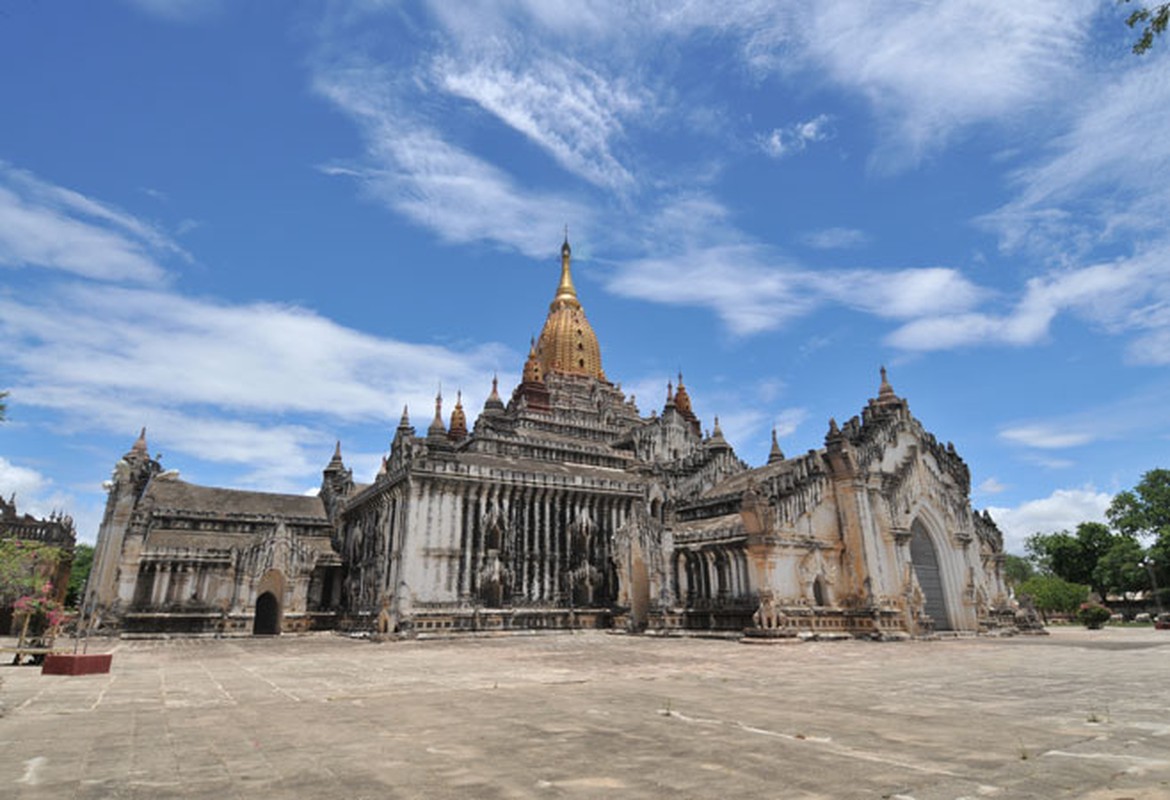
[2,628,1168,799]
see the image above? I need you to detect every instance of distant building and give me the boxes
[1,495,76,634]
[88,239,1012,638]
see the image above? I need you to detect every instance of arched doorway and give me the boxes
[253,591,281,635]
[910,521,950,631]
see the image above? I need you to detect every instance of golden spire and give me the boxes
[552,234,580,309]
[534,235,606,381]
[523,337,544,383]
[448,390,468,442]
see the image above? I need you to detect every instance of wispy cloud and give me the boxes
[794,1,1098,169]
[0,163,187,283]
[313,62,593,258]
[606,195,988,336]
[435,53,645,191]
[0,160,513,493]
[995,384,1170,456]
[801,227,869,250]
[984,53,1170,262]
[1000,426,1095,449]
[758,114,832,160]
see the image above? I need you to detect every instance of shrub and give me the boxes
[1077,602,1113,629]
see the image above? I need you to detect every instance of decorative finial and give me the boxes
[400,404,411,427]
[768,427,785,464]
[131,426,149,455]
[877,365,898,404]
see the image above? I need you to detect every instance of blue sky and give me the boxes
[2,1,1168,552]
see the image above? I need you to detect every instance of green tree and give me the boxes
[1108,469,1170,541]
[1026,522,1124,600]
[1003,554,1035,588]
[1125,2,1170,54]
[65,544,94,607]
[1109,468,1170,591]
[1093,536,1148,597]
[0,539,65,608]
[1017,575,1090,620]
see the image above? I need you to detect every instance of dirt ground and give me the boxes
[2,627,1168,799]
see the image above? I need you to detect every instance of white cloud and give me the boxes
[436,53,644,190]
[883,250,1170,352]
[794,1,1098,169]
[821,267,988,321]
[759,114,831,159]
[0,456,50,501]
[986,53,1170,260]
[1000,426,1095,450]
[0,163,186,283]
[801,227,869,250]
[0,284,512,492]
[987,486,1112,554]
[771,407,807,439]
[977,477,1007,495]
[313,65,592,258]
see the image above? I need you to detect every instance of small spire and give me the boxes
[428,389,446,438]
[674,374,693,417]
[876,365,900,406]
[132,426,148,454]
[706,415,730,450]
[484,374,505,413]
[553,232,579,308]
[327,440,344,468]
[399,404,411,428]
[828,417,841,436]
[449,390,468,442]
[666,380,674,404]
[768,428,785,464]
[523,338,543,383]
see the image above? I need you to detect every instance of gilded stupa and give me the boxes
[535,236,606,381]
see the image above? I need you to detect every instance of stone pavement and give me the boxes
[1,628,1168,799]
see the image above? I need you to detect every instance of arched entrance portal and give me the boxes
[253,591,281,635]
[910,521,951,631]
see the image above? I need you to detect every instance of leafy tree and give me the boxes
[1125,2,1170,54]
[1003,554,1035,587]
[65,544,94,607]
[0,539,65,609]
[1109,468,1170,591]
[1026,522,1122,599]
[1108,469,1170,541]
[1093,536,1148,597]
[1017,575,1090,620]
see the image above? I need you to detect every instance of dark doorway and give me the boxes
[253,591,280,635]
[910,522,950,631]
[630,555,650,631]
[812,577,826,607]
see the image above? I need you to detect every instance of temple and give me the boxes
[87,238,1013,638]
